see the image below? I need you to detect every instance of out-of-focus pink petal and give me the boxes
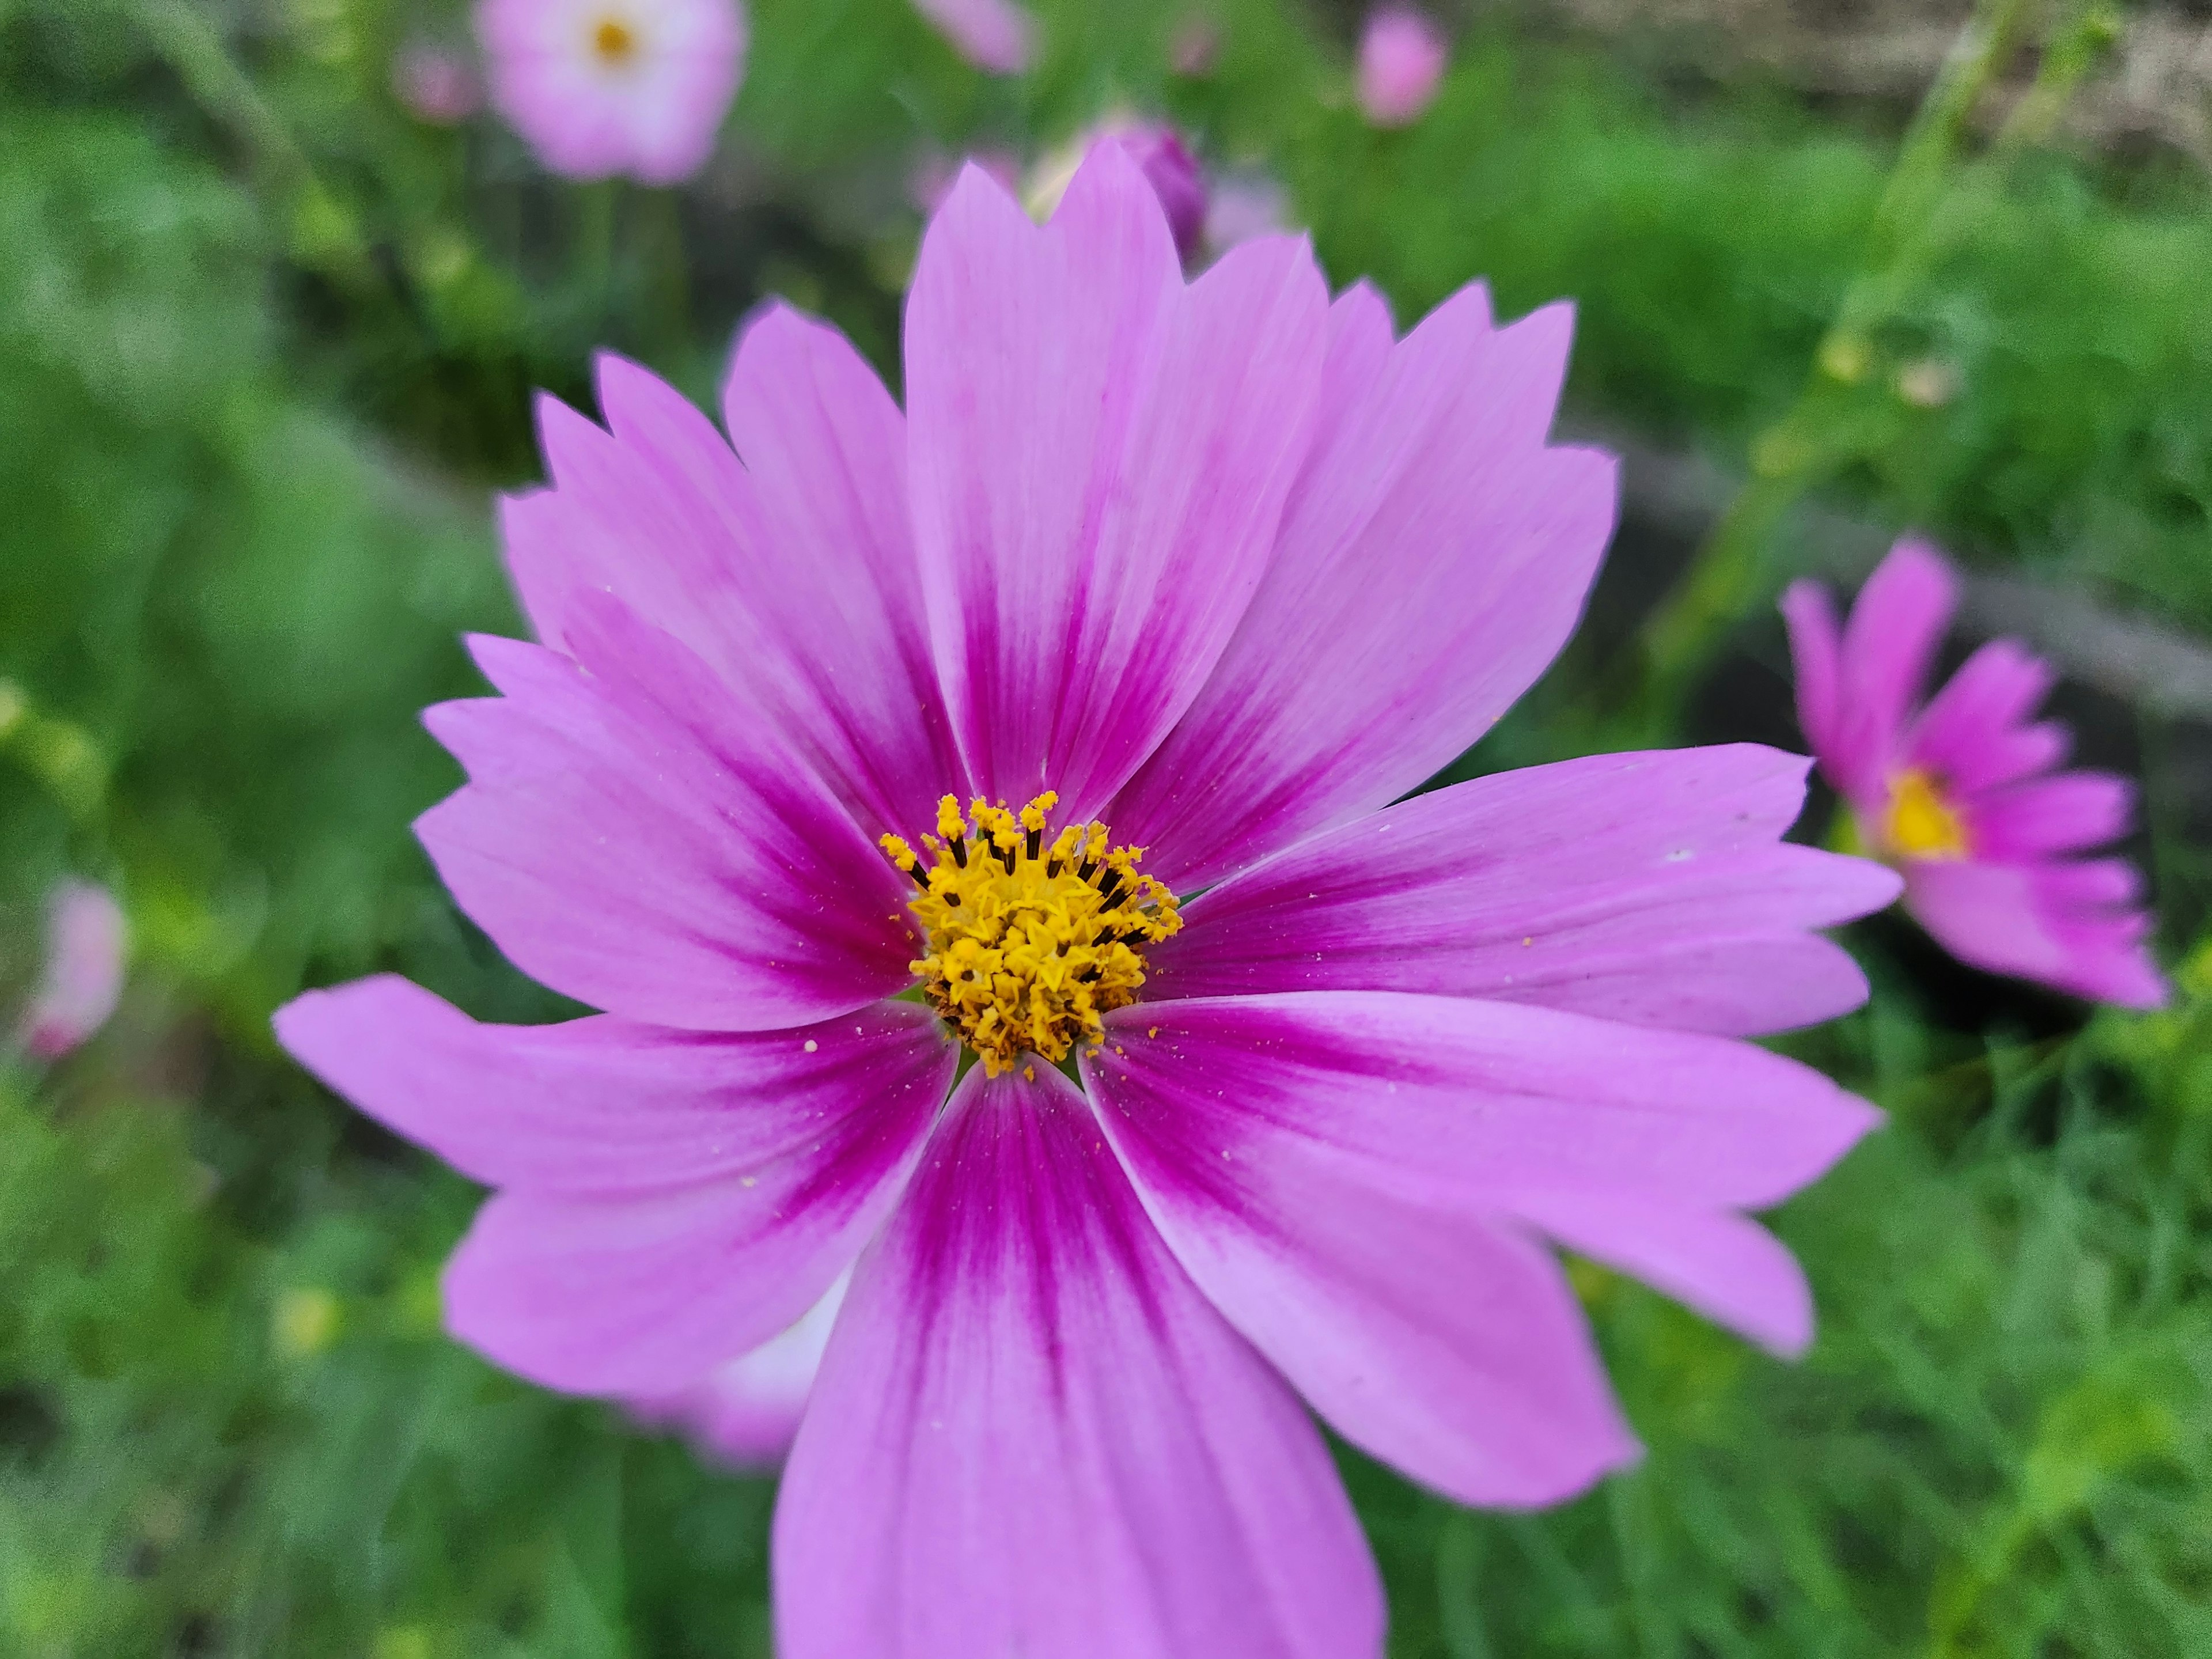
[911,0,1034,74]
[1355,8,1446,127]
[1779,578,1844,767]
[1110,285,1615,889]
[1969,772,2134,859]
[1904,859,2166,1007]
[272,976,952,1196]
[774,1062,1382,1658]
[416,611,918,1032]
[1086,995,1874,1501]
[1904,638,2065,794]
[507,338,963,845]
[627,1275,848,1471]
[1147,747,1900,1036]
[17,880,126,1060]
[1829,537,1959,801]
[906,147,1328,821]
[273,980,952,1396]
[475,0,744,184]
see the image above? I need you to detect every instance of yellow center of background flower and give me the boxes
[1882,767,1969,861]
[882,793,1181,1078]
[590,17,637,63]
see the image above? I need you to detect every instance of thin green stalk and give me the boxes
[575,180,620,330]
[137,0,393,308]
[1633,0,2042,725]
[644,188,695,359]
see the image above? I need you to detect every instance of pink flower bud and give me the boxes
[18,881,125,1061]
[392,44,483,126]
[1357,7,1446,128]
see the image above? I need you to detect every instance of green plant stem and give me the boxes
[137,0,398,312]
[1633,0,2040,726]
[645,188,694,360]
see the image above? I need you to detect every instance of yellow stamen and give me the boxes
[590,16,637,63]
[1881,767,1969,861]
[881,793,1181,1077]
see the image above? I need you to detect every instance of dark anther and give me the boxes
[1077,860,1097,882]
[1095,872,1124,906]
[1025,828,1042,861]
[949,835,968,868]
[998,845,1017,874]
[943,891,962,907]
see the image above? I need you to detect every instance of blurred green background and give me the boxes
[4,0,2212,1653]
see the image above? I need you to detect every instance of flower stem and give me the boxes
[1633,0,2048,725]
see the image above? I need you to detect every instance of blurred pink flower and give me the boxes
[1205,171,1288,254]
[1029,123,1207,261]
[474,0,746,184]
[907,147,1021,217]
[18,881,125,1061]
[1785,537,2167,1006]
[277,149,1896,1652]
[627,1277,845,1469]
[1357,7,1445,127]
[392,43,483,126]
[912,0,1033,74]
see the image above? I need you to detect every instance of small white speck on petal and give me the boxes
[804,1039,819,1052]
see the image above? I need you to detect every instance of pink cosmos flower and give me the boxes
[18,880,126,1060]
[474,0,745,185]
[392,43,483,126]
[912,0,1033,74]
[1356,6,1446,128]
[1783,538,2166,1007]
[276,147,1899,1653]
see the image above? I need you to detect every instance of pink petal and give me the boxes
[1904,858,2166,1008]
[911,0,1033,74]
[1829,537,1959,802]
[1084,994,1878,1501]
[626,1275,847,1471]
[272,976,953,1196]
[1147,747,1899,1036]
[416,604,918,1032]
[16,880,126,1060]
[1779,578,1843,767]
[274,980,953,1396]
[1969,771,2134,859]
[775,1062,1381,1658]
[906,146,1329,820]
[1905,638,2066,795]
[506,332,963,845]
[1109,283,1616,889]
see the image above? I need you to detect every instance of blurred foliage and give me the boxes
[1,0,2209,1653]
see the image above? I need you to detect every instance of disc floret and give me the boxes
[881,793,1181,1076]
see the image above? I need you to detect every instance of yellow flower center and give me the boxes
[590,16,638,63]
[1881,767,1969,861]
[882,793,1181,1078]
